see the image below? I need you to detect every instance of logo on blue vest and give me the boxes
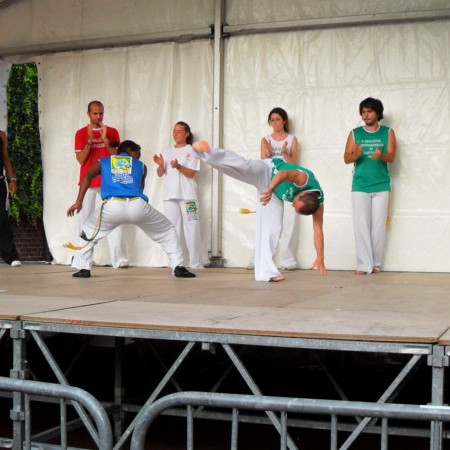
[111,156,132,174]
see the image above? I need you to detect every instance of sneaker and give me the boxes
[174,266,196,278]
[10,260,21,267]
[73,269,91,278]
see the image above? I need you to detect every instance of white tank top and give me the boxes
[265,134,294,160]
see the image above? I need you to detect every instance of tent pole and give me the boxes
[207,0,225,267]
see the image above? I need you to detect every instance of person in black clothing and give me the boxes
[0,130,21,266]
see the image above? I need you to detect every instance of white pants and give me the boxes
[247,200,298,269]
[77,188,128,268]
[279,203,298,268]
[194,147,283,281]
[164,199,203,269]
[72,197,183,271]
[352,191,389,273]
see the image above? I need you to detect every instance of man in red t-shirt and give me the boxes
[73,100,128,268]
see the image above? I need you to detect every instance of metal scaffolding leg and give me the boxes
[222,344,298,450]
[9,322,26,450]
[429,345,448,450]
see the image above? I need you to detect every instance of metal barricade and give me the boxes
[0,376,113,450]
[131,391,450,450]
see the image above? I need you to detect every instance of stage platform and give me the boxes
[1,264,450,448]
[2,264,450,342]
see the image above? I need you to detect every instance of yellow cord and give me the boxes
[63,200,106,251]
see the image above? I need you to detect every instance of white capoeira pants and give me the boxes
[352,191,389,273]
[72,197,183,271]
[164,198,203,269]
[77,188,128,268]
[279,203,299,268]
[194,147,283,281]
[247,200,298,269]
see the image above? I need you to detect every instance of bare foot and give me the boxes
[269,275,285,282]
[372,267,381,273]
[192,140,211,152]
[355,271,367,275]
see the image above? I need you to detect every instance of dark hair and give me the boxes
[117,140,141,154]
[298,193,320,216]
[268,107,289,132]
[359,97,384,120]
[175,121,193,145]
[87,100,104,112]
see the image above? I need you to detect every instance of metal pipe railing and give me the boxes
[131,391,450,450]
[0,376,113,450]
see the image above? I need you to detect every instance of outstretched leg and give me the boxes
[193,142,271,191]
[193,142,284,282]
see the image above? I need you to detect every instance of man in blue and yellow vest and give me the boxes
[67,140,195,279]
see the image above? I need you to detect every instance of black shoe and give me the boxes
[73,269,91,278]
[174,266,196,278]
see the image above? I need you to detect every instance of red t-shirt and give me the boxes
[74,125,120,187]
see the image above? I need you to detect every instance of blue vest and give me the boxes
[100,154,148,202]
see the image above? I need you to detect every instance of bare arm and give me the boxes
[1,131,18,196]
[142,164,147,190]
[75,124,94,165]
[170,159,198,178]
[311,205,327,275]
[282,137,299,164]
[371,129,397,162]
[260,137,271,159]
[260,170,307,205]
[100,124,118,156]
[153,154,165,177]
[67,163,101,216]
[344,131,362,164]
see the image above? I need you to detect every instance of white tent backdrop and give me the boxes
[0,0,449,272]
[220,21,450,272]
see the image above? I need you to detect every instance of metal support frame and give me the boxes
[4,320,443,449]
[29,330,100,445]
[223,9,450,37]
[339,354,423,449]
[429,345,449,450]
[222,344,298,449]
[113,341,196,449]
[9,322,26,450]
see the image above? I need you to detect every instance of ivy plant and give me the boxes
[6,63,42,226]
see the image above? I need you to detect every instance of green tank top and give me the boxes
[271,158,324,204]
[352,125,391,192]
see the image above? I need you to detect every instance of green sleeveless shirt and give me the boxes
[271,158,324,204]
[352,125,391,192]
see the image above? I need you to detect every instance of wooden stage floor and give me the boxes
[2,264,450,449]
[1,264,450,344]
